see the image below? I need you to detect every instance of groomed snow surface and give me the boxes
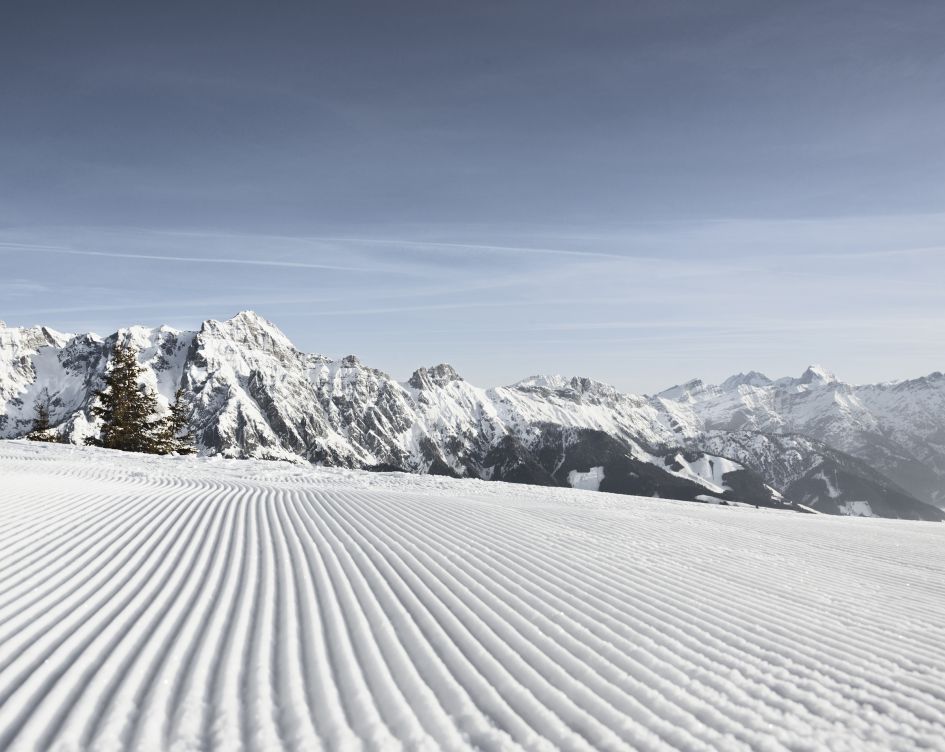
[1,443,943,752]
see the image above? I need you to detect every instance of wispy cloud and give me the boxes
[4,212,944,393]
[0,278,51,297]
[307,236,627,260]
[0,242,413,274]
[133,227,631,260]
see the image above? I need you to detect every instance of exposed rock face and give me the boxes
[2,313,942,520]
[408,364,463,389]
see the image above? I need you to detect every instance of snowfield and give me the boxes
[1,442,944,752]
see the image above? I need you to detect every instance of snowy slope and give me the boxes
[1,441,943,751]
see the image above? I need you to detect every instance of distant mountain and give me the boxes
[1,312,941,520]
[695,431,938,519]
[654,365,945,510]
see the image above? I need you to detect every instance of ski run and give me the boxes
[1,441,943,752]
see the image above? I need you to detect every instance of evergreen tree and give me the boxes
[86,342,164,453]
[27,391,58,442]
[158,387,195,455]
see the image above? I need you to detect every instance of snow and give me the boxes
[513,374,572,390]
[797,364,837,386]
[694,494,724,504]
[840,500,875,517]
[567,465,605,491]
[641,451,741,495]
[1,441,944,751]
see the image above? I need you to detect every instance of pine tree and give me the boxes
[86,342,164,453]
[27,391,58,442]
[158,387,195,455]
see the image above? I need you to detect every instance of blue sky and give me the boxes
[2,1,944,392]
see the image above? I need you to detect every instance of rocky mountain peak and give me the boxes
[656,378,708,402]
[199,311,297,357]
[513,374,620,403]
[565,376,619,398]
[0,322,71,351]
[408,363,463,389]
[231,309,269,324]
[514,374,570,390]
[797,364,836,386]
[720,371,772,390]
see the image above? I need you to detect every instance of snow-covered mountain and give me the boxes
[1,312,942,520]
[695,431,939,519]
[654,365,945,510]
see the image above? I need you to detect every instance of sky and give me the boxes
[2,0,944,393]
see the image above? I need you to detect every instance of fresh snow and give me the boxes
[1,441,944,751]
[567,465,605,492]
[840,500,875,518]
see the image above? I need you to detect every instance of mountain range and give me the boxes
[1,311,942,521]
